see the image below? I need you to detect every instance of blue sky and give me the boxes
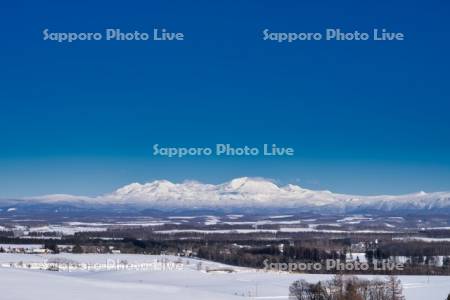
[1,0,450,197]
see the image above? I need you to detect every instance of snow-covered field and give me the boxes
[1,253,450,300]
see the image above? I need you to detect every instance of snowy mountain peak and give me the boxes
[282,184,308,193]
[223,177,280,194]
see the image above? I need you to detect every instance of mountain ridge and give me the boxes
[2,177,450,213]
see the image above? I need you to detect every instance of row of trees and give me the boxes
[369,241,450,257]
[289,275,404,300]
[197,244,345,268]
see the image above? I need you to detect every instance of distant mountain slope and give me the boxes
[2,177,450,214]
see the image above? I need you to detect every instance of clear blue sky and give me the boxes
[1,0,449,197]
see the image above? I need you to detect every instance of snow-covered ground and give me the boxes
[394,236,450,242]
[1,253,450,300]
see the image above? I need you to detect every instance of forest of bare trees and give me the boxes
[289,275,405,300]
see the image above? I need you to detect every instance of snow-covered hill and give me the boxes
[4,177,450,213]
[1,253,450,300]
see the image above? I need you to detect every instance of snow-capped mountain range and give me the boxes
[5,177,450,213]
